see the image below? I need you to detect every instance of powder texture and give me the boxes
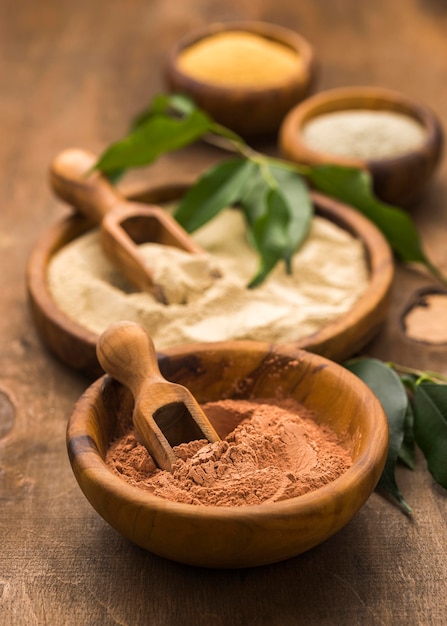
[106,398,352,506]
[302,109,426,160]
[177,31,301,87]
[404,293,447,343]
[47,209,369,350]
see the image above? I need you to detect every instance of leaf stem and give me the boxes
[203,126,256,158]
[203,132,312,177]
[423,258,447,289]
[257,158,278,188]
[386,362,447,384]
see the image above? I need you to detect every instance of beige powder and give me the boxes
[47,208,369,349]
[106,398,352,506]
[404,293,447,343]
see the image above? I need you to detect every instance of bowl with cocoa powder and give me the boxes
[67,339,388,568]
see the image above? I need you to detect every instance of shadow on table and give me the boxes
[74,496,391,626]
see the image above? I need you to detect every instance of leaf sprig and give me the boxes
[94,93,447,512]
[96,94,313,286]
[344,358,447,514]
[94,93,447,288]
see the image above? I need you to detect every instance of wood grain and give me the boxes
[2,0,447,623]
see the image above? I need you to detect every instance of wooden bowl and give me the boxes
[26,183,394,379]
[164,21,317,136]
[279,86,444,206]
[67,341,389,568]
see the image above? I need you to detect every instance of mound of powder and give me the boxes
[47,209,369,350]
[302,109,426,160]
[177,31,301,88]
[106,398,352,506]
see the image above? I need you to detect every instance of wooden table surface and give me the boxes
[2,1,447,624]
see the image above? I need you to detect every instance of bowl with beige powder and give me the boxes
[164,21,317,136]
[67,339,389,568]
[27,182,394,378]
[279,86,443,206]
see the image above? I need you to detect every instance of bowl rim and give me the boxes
[279,85,444,169]
[67,343,389,519]
[165,20,317,96]
[26,184,394,377]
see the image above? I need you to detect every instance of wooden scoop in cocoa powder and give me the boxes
[97,321,221,472]
[50,148,206,304]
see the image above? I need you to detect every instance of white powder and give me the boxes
[47,208,369,348]
[302,109,426,160]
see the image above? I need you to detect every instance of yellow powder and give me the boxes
[177,31,301,88]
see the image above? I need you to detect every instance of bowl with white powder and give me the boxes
[26,182,393,378]
[279,86,443,205]
[165,21,317,136]
[67,340,389,567]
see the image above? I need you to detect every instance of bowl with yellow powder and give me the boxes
[279,86,444,206]
[164,21,317,136]
[26,182,394,378]
[67,339,389,568]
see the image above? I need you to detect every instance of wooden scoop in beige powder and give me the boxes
[97,321,221,472]
[50,148,208,304]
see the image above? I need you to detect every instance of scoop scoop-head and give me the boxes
[96,321,221,471]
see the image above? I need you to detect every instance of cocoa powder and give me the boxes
[106,398,352,507]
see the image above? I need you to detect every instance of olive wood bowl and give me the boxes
[67,341,389,568]
[279,86,444,206]
[164,21,317,136]
[26,183,394,379]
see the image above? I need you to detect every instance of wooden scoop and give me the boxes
[49,148,204,304]
[97,321,221,472]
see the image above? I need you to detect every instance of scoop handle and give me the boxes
[97,321,181,470]
[49,148,123,223]
[96,321,164,396]
[97,322,221,472]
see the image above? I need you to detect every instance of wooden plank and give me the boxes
[1,0,447,623]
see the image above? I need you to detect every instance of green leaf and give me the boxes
[131,93,198,131]
[344,358,412,514]
[104,168,126,184]
[95,107,213,173]
[398,374,417,469]
[307,164,428,265]
[99,94,201,182]
[398,401,416,470]
[413,382,447,488]
[248,187,294,287]
[175,157,313,286]
[174,158,257,232]
[240,162,313,285]
[268,166,313,263]
[241,162,312,223]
